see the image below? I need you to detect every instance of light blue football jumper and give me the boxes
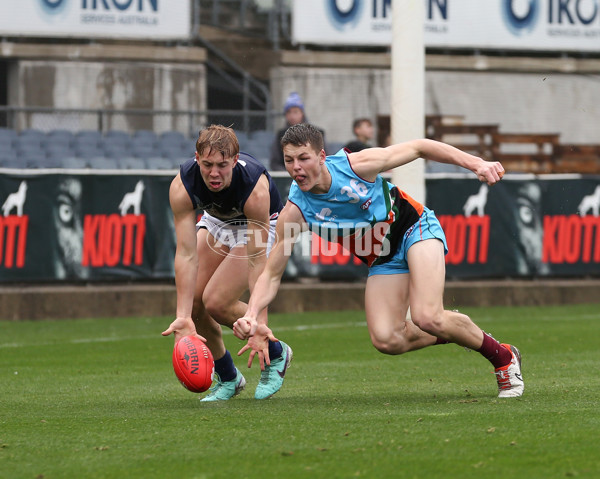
[287,149,447,274]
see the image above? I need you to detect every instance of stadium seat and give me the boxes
[181,142,196,157]
[249,130,272,144]
[0,128,17,143]
[74,130,103,148]
[132,146,157,159]
[0,142,15,155]
[47,144,75,158]
[146,157,174,170]
[19,128,45,140]
[29,156,64,169]
[16,136,42,150]
[103,142,131,159]
[244,138,270,166]
[105,130,132,147]
[47,129,75,145]
[43,137,73,150]
[60,157,88,169]
[169,157,187,169]
[0,151,19,168]
[119,157,147,169]
[16,147,43,162]
[22,153,47,168]
[0,137,14,149]
[19,130,46,152]
[88,157,119,169]
[131,135,157,150]
[159,130,186,145]
[158,135,191,153]
[161,144,194,162]
[235,130,250,147]
[133,130,157,142]
[74,147,105,160]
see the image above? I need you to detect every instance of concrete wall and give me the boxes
[2,42,207,134]
[1,279,598,320]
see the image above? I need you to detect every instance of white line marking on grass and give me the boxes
[0,321,368,349]
[2,312,598,349]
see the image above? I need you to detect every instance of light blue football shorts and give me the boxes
[368,207,448,276]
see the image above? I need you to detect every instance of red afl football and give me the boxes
[172,335,214,393]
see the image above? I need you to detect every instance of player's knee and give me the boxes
[202,293,231,322]
[370,333,410,355]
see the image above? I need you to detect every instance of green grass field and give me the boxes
[1,304,599,479]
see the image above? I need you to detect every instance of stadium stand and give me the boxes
[74,130,103,148]
[105,130,132,147]
[0,128,272,170]
[0,127,17,140]
[60,157,88,169]
[88,157,119,169]
[46,129,74,146]
[146,156,174,169]
[119,157,147,170]
[0,152,20,168]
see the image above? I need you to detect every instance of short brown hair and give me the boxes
[196,125,239,158]
[281,123,324,153]
[352,118,372,131]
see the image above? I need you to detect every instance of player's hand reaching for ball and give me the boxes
[233,316,258,340]
[162,317,206,344]
[237,323,278,371]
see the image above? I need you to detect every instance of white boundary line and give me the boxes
[1,313,598,349]
[0,321,368,349]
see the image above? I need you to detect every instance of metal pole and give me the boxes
[240,0,248,29]
[272,0,281,51]
[192,0,200,38]
[212,0,219,26]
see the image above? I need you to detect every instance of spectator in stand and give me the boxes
[269,92,325,171]
[344,118,375,153]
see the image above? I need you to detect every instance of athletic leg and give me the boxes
[194,231,247,401]
[407,239,523,397]
[407,239,519,365]
[364,273,438,355]
[203,243,252,329]
[406,239,489,348]
[191,228,233,359]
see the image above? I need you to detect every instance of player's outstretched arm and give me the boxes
[233,201,304,340]
[162,175,205,344]
[242,175,272,299]
[350,139,504,185]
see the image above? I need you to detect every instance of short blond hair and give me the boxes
[196,125,240,159]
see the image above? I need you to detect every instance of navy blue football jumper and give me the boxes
[179,152,282,221]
